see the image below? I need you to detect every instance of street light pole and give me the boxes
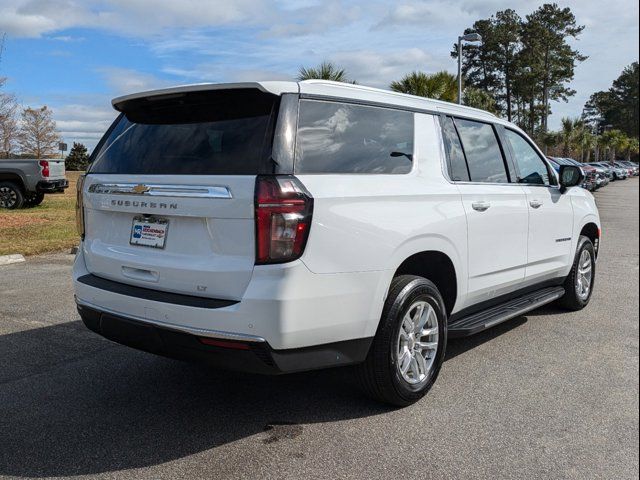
[457,37,463,104]
[457,33,482,105]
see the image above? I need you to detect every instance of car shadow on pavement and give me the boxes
[0,320,390,478]
[0,313,527,478]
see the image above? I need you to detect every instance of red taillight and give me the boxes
[39,160,50,177]
[76,174,86,238]
[255,175,313,264]
[198,337,251,350]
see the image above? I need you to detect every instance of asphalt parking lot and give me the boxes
[1,179,638,480]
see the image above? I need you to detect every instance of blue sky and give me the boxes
[1,0,638,151]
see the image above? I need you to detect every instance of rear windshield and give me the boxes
[89,89,279,175]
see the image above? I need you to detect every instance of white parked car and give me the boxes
[73,81,601,406]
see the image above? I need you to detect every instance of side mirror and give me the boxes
[559,165,584,193]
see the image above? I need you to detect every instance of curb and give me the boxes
[0,254,26,266]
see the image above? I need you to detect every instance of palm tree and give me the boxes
[571,122,595,162]
[599,130,626,162]
[625,137,640,161]
[597,133,611,163]
[558,117,582,158]
[614,133,630,162]
[539,131,560,155]
[390,71,457,103]
[297,62,352,83]
[579,130,596,162]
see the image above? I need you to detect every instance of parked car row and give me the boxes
[547,157,638,192]
[611,160,640,177]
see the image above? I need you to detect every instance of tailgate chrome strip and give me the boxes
[88,183,232,199]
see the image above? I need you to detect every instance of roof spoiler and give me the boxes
[112,82,297,112]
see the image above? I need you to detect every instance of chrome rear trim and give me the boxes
[88,183,233,199]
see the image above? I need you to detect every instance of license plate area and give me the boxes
[130,216,169,249]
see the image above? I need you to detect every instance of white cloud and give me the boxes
[51,35,85,42]
[0,0,91,37]
[161,62,293,83]
[262,1,362,38]
[97,67,171,94]
[1,0,364,41]
[161,47,444,91]
[0,0,269,38]
[333,48,441,87]
[374,1,473,30]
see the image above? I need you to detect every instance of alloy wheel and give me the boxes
[576,249,593,300]
[396,300,439,386]
[0,186,18,208]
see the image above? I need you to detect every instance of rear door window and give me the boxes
[454,118,509,183]
[89,89,279,175]
[295,100,414,174]
[440,116,470,182]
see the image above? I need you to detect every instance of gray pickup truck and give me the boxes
[0,159,69,209]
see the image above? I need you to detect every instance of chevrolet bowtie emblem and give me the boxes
[132,184,150,194]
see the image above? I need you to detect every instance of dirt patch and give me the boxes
[262,421,304,444]
[0,216,50,230]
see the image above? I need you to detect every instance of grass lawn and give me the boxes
[0,171,82,256]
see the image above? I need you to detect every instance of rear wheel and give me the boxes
[558,235,596,311]
[24,192,45,207]
[0,182,24,209]
[357,275,447,407]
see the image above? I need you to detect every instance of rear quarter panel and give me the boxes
[296,113,468,335]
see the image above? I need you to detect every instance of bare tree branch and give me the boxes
[18,106,60,158]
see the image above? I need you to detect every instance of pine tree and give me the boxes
[65,142,90,171]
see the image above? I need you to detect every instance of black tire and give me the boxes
[357,275,448,407]
[0,181,25,209]
[24,192,45,207]
[558,235,596,311]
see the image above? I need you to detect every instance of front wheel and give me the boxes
[558,235,596,311]
[357,275,447,407]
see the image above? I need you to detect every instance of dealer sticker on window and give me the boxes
[130,216,169,249]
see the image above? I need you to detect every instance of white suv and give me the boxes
[73,81,600,406]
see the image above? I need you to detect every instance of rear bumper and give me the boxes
[77,302,371,374]
[73,244,384,354]
[37,179,69,193]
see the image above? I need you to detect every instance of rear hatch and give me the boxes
[82,88,280,300]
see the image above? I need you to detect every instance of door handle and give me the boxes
[529,199,543,209]
[472,201,491,212]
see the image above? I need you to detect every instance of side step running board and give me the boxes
[448,286,565,338]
